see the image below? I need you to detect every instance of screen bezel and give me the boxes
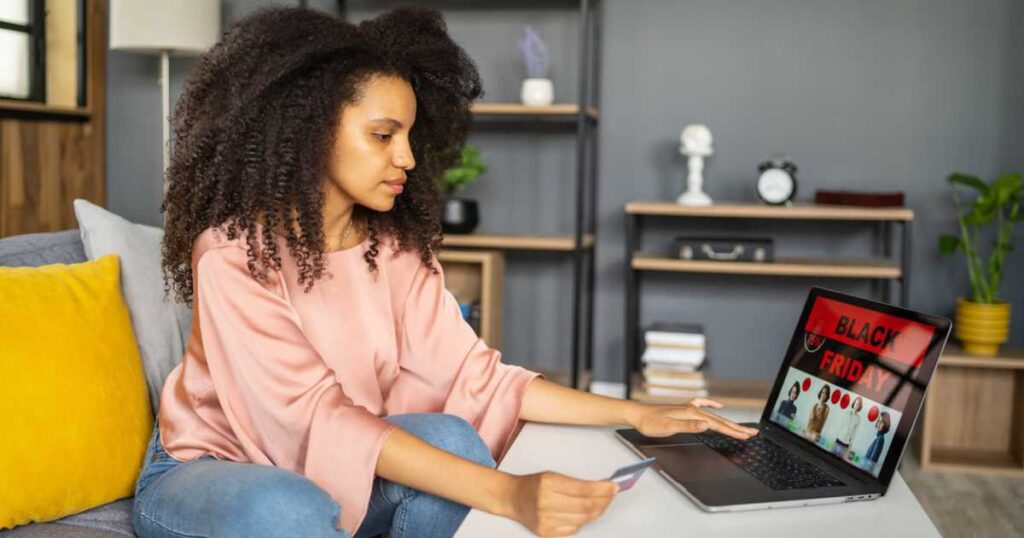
[759,286,951,489]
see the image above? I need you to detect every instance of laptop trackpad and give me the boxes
[643,444,751,483]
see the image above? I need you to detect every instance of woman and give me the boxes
[833,396,863,459]
[775,381,800,422]
[133,7,757,538]
[864,412,891,473]
[805,384,831,442]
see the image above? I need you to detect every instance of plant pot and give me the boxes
[441,198,479,234]
[955,298,1011,356]
[520,78,554,106]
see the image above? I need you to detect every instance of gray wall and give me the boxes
[106,0,1024,383]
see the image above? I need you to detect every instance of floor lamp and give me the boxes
[109,0,220,195]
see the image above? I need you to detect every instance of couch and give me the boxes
[0,229,137,538]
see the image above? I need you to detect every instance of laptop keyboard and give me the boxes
[696,431,845,490]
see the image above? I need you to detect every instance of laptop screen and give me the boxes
[765,289,949,480]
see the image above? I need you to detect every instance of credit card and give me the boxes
[608,457,657,491]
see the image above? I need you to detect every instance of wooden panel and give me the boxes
[626,201,914,221]
[632,253,901,278]
[46,0,79,107]
[929,367,1017,452]
[0,0,104,238]
[0,120,100,236]
[0,100,90,118]
[443,233,595,251]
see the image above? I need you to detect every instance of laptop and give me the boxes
[615,286,951,511]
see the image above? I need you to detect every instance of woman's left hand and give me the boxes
[627,399,759,440]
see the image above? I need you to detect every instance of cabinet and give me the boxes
[919,346,1024,476]
[438,249,504,349]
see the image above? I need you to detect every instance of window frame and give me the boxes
[0,0,47,102]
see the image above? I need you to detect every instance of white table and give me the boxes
[457,420,939,537]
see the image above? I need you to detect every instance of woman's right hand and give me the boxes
[505,471,619,536]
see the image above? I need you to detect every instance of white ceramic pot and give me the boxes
[520,78,554,106]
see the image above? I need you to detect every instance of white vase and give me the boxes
[520,78,554,106]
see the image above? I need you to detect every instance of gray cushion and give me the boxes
[0,229,87,267]
[73,199,193,416]
[0,521,128,537]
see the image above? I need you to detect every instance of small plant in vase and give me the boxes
[938,172,1022,355]
[440,144,487,234]
[518,25,553,106]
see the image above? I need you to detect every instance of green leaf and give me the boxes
[948,173,989,193]
[441,144,488,194]
[938,234,960,255]
[991,173,1023,207]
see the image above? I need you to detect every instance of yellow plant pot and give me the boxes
[955,298,1011,356]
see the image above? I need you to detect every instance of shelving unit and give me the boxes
[338,0,604,390]
[624,201,914,401]
[919,345,1024,476]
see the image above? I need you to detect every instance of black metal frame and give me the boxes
[623,213,913,399]
[0,0,46,102]
[336,0,603,389]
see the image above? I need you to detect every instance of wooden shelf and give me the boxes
[939,345,1024,369]
[625,201,913,221]
[631,253,901,279]
[443,233,595,251]
[630,374,771,409]
[0,99,90,120]
[925,447,1024,476]
[470,103,598,121]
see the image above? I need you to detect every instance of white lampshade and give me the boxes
[110,0,220,55]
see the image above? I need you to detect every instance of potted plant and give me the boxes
[938,172,1022,355]
[440,144,487,234]
[518,25,553,106]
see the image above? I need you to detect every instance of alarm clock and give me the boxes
[756,157,798,205]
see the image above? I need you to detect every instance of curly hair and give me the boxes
[161,6,483,307]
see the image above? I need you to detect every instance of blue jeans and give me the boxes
[132,413,496,538]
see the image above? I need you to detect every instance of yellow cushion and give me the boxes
[0,254,152,530]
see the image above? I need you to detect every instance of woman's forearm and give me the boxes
[519,377,644,427]
[375,427,515,517]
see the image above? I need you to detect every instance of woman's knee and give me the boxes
[226,470,346,537]
[387,413,496,468]
[134,459,349,538]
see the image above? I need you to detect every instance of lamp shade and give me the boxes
[109,0,220,55]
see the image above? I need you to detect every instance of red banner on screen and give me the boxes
[804,297,935,368]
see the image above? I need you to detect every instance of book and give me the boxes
[641,346,705,366]
[642,368,706,380]
[641,360,703,373]
[642,375,707,389]
[641,384,710,398]
[644,322,706,348]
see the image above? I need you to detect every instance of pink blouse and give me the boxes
[157,221,542,533]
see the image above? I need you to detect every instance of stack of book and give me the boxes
[641,323,708,398]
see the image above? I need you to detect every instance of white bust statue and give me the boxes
[677,124,714,206]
